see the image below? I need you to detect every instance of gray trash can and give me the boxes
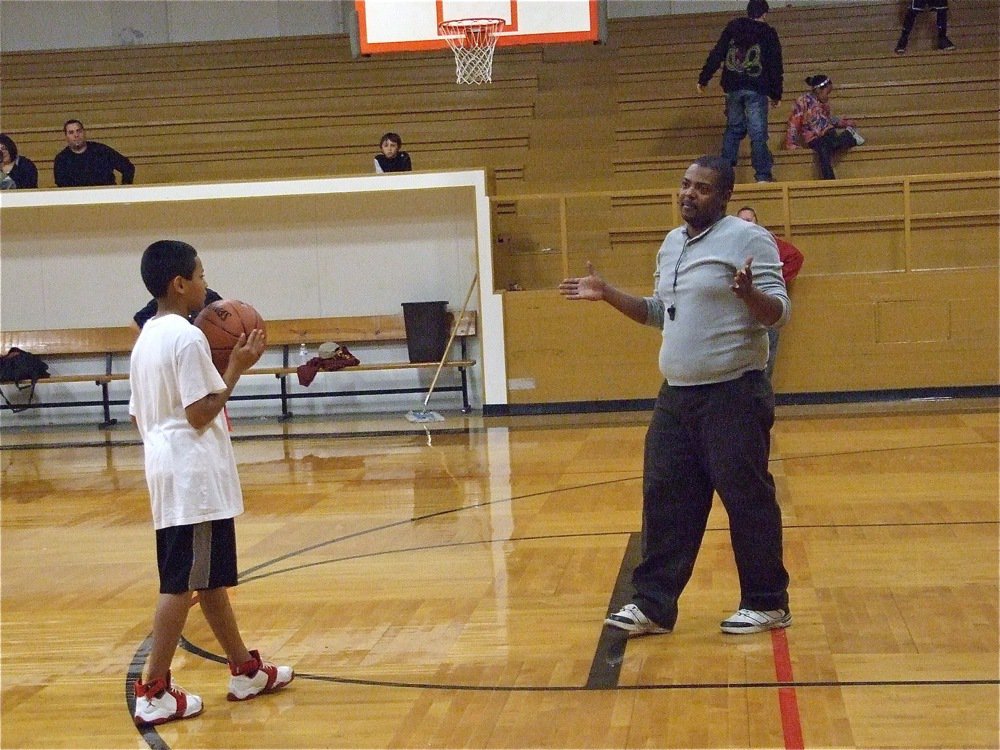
[401,301,449,363]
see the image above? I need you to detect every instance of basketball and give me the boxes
[193,299,265,373]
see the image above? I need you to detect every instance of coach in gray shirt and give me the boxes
[558,154,791,637]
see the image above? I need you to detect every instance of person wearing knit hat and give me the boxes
[784,74,864,180]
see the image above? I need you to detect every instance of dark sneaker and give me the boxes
[604,603,671,636]
[720,608,791,634]
[227,649,294,701]
[938,36,956,51]
[134,672,203,727]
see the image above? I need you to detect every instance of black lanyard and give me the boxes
[668,220,720,321]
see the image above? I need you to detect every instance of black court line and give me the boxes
[217,674,1000,692]
[171,636,998,693]
[236,477,638,579]
[587,532,642,688]
[234,520,998,592]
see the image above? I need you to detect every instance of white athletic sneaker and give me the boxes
[133,671,203,727]
[227,649,294,701]
[720,608,791,634]
[604,603,672,636]
[846,126,865,146]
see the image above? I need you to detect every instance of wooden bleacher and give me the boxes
[1,0,997,409]
[1,0,996,192]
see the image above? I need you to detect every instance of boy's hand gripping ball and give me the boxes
[194,299,265,373]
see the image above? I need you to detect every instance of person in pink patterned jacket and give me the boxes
[785,74,863,180]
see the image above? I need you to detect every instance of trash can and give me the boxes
[401,301,449,363]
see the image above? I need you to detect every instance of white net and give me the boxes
[439,18,504,85]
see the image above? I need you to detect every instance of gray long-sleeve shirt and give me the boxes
[645,215,789,386]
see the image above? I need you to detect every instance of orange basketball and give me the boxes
[193,299,265,373]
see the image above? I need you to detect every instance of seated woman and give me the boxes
[0,133,39,189]
[785,75,863,180]
[373,132,412,173]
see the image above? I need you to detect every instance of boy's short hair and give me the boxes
[141,240,198,298]
[747,0,769,19]
[63,119,84,133]
[379,132,402,147]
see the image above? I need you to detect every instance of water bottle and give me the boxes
[299,342,309,364]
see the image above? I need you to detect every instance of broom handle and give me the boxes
[423,272,479,408]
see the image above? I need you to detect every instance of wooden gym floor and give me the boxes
[1,399,997,749]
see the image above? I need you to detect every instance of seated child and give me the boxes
[374,132,412,173]
[785,74,863,180]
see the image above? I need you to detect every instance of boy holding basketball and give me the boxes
[129,239,293,727]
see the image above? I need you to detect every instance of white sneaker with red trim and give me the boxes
[227,649,294,701]
[133,671,203,727]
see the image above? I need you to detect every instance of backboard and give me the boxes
[351,0,605,55]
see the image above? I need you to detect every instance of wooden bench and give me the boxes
[3,84,539,132]
[0,311,477,425]
[0,327,136,425]
[243,311,477,418]
[13,129,531,188]
[612,140,1000,187]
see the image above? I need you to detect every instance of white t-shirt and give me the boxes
[129,314,244,530]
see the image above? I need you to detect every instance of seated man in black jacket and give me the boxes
[54,119,135,187]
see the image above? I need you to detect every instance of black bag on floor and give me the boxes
[0,347,50,412]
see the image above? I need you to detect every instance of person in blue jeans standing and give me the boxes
[697,0,784,183]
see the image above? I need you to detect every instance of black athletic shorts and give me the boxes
[156,518,238,594]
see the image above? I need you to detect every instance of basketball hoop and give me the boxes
[438,18,504,85]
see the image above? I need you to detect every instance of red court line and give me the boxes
[771,627,805,749]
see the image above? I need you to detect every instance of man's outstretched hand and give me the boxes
[559,261,605,302]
